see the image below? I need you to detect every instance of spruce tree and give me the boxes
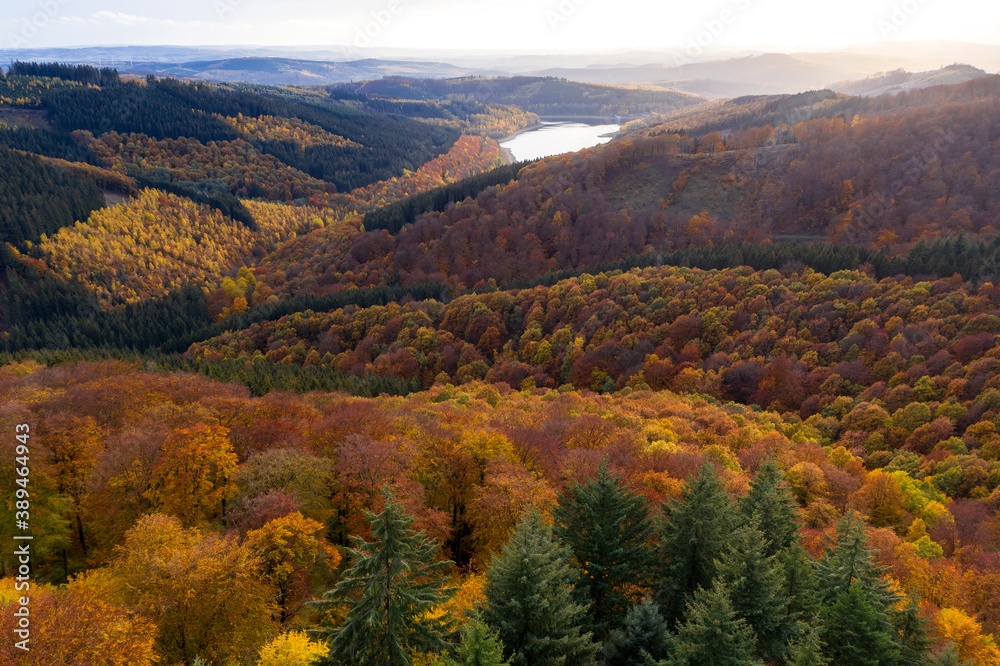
[739,460,799,557]
[715,518,793,663]
[657,463,736,626]
[822,583,901,666]
[894,596,932,666]
[483,511,597,666]
[310,490,455,666]
[781,541,820,626]
[446,615,511,666]
[786,621,831,666]
[663,580,762,666]
[603,598,670,666]
[553,462,654,639]
[814,513,899,617]
[814,513,905,665]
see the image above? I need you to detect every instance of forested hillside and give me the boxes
[333,75,702,117]
[3,360,1000,664]
[251,75,1000,303]
[3,61,1000,666]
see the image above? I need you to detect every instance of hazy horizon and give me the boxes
[3,0,999,54]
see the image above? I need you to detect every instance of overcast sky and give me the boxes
[2,0,999,52]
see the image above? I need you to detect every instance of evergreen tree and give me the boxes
[553,462,654,638]
[781,541,820,627]
[657,463,736,626]
[814,514,905,665]
[661,580,762,666]
[483,511,597,666]
[310,490,455,666]
[739,460,799,557]
[894,597,932,666]
[715,518,793,663]
[786,621,830,666]
[603,598,670,666]
[822,583,901,666]
[446,615,511,666]
[814,513,899,612]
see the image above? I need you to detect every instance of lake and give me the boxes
[500,120,621,162]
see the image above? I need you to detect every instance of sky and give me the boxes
[1,0,999,53]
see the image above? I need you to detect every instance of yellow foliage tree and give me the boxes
[935,607,1000,665]
[0,577,159,665]
[257,630,329,666]
[144,423,238,524]
[246,511,338,622]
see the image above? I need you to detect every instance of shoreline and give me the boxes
[497,114,637,164]
[496,122,544,145]
[497,122,544,165]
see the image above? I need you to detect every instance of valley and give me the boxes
[1,40,1000,666]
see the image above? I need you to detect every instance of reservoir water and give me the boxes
[500,120,620,162]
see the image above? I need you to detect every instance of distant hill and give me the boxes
[332,75,702,117]
[124,57,468,86]
[531,53,858,98]
[829,63,988,97]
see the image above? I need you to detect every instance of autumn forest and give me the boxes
[2,58,1000,666]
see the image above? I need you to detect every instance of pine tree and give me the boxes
[483,511,597,666]
[657,463,736,626]
[446,615,511,666]
[715,518,793,663]
[822,583,901,666]
[603,598,670,666]
[663,580,762,666]
[553,462,654,639]
[739,460,798,557]
[310,490,455,666]
[786,621,831,666]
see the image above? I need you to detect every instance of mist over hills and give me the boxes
[134,57,470,86]
[3,41,998,96]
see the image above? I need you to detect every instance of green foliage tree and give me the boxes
[738,460,799,557]
[660,580,762,666]
[813,513,920,665]
[894,597,932,666]
[483,511,597,666]
[446,615,512,666]
[602,598,670,666]
[310,490,455,666]
[814,513,899,617]
[781,541,820,627]
[715,518,793,663]
[657,463,735,626]
[786,621,831,666]
[553,462,654,638]
[821,583,901,666]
